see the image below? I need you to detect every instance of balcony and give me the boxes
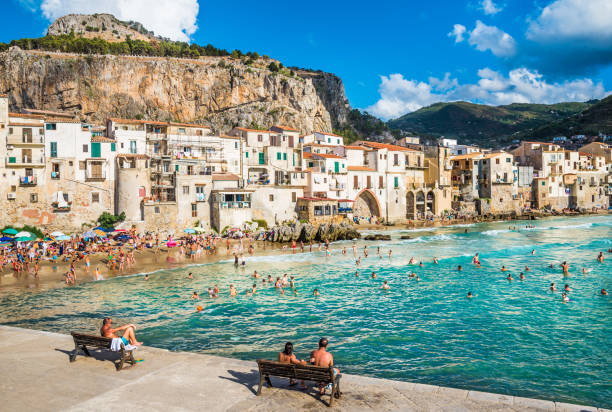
[52,201,71,212]
[85,171,107,182]
[50,172,61,180]
[220,201,252,209]
[19,176,37,186]
[7,136,45,146]
[6,156,45,167]
[146,133,167,141]
[196,193,206,202]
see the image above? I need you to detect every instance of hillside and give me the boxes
[522,94,612,138]
[47,13,157,43]
[0,14,354,135]
[388,101,593,146]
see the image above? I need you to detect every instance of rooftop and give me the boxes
[355,141,417,152]
[347,165,377,172]
[212,173,240,181]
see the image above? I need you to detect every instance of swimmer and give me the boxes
[550,282,556,291]
[416,275,420,282]
[419,261,424,267]
[525,266,530,271]
[144,274,149,281]
[253,270,260,278]
[549,263,555,269]
[371,271,377,279]
[562,293,570,303]
[191,291,199,299]
[381,280,390,290]
[507,273,513,281]
[501,266,507,272]
[601,289,608,295]
[582,268,590,274]
[313,288,320,296]
[409,257,417,264]
[457,265,462,271]
[597,252,604,263]
[467,292,473,298]
[472,253,480,264]
[342,247,346,255]
[246,290,251,296]
[433,257,438,264]
[252,284,257,294]
[388,249,392,259]
[409,272,416,278]
[355,270,359,277]
[564,284,572,292]
[356,257,361,266]
[188,272,193,279]
[531,249,535,255]
[560,261,569,275]
[519,272,525,280]
[229,284,237,297]
[280,288,285,295]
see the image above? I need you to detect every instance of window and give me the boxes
[496,158,500,164]
[258,134,263,142]
[283,153,287,160]
[46,123,56,130]
[245,151,249,158]
[83,144,88,153]
[379,176,383,188]
[129,140,137,154]
[277,152,281,160]
[394,176,399,188]
[68,161,73,166]
[183,186,190,195]
[50,142,57,158]
[39,128,44,135]
[30,193,38,203]
[79,161,86,170]
[292,192,297,202]
[353,175,359,189]
[91,193,99,203]
[11,185,16,192]
[269,194,274,201]
[366,176,372,189]
[394,153,399,165]
[191,203,197,217]
[111,143,116,152]
[155,206,160,213]
[178,128,186,134]
[506,158,511,163]
[8,127,13,135]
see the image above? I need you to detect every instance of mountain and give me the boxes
[521,94,612,138]
[388,101,593,146]
[47,13,160,43]
[0,14,352,135]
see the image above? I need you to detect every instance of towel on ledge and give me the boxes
[110,337,137,352]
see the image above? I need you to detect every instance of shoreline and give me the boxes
[1,211,607,292]
[0,325,606,411]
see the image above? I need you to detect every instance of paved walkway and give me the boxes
[0,326,607,412]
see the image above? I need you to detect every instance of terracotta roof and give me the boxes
[314,131,343,138]
[168,122,210,129]
[481,152,510,159]
[0,94,7,98]
[212,173,240,181]
[272,125,298,131]
[310,152,344,159]
[344,145,368,151]
[450,152,483,160]
[45,117,81,123]
[234,127,271,133]
[8,122,44,127]
[303,152,314,159]
[9,112,44,120]
[298,196,355,202]
[303,143,337,148]
[91,136,115,143]
[116,154,148,159]
[347,165,376,172]
[109,117,147,125]
[219,134,240,140]
[355,141,415,152]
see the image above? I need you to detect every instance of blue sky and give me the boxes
[4,0,612,120]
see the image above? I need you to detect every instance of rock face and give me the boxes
[363,234,391,241]
[0,47,350,134]
[258,222,360,243]
[47,14,156,43]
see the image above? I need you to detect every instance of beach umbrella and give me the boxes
[192,227,206,233]
[83,230,96,238]
[0,236,14,242]
[94,229,107,237]
[2,228,18,235]
[14,236,32,242]
[94,226,115,233]
[184,228,196,234]
[55,235,71,241]
[50,231,66,237]
[15,231,33,238]
[114,229,127,233]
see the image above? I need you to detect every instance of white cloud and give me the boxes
[468,20,516,57]
[40,0,199,42]
[527,0,612,45]
[480,0,502,15]
[448,24,466,43]
[366,68,607,120]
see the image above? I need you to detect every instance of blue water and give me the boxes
[1,215,611,407]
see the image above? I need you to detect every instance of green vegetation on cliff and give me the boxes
[335,109,398,143]
[388,100,593,145]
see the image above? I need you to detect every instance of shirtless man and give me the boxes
[597,252,604,263]
[561,261,569,275]
[229,284,237,296]
[310,338,340,395]
[100,318,142,346]
[381,280,390,290]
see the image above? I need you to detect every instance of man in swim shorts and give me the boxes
[310,338,341,395]
[100,317,142,346]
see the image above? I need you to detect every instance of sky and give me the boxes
[4,0,612,120]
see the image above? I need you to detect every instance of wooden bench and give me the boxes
[256,360,342,407]
[70,332,136,371]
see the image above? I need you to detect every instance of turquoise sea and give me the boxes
[1,215,611,407]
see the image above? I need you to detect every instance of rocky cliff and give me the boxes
[0,47,350,134]
[47,13,156,43]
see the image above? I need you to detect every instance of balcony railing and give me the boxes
[19,176,37,186]
[51,172,61,180]
[7,136,45,145]
[220,201,251,209]
[196,193,206,202]
[6,156,45,166]
[85,171,107,181]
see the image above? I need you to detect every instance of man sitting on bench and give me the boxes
[100,317,143,346]
[310,338,340,395]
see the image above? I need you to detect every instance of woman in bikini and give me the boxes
[278,342,307,388]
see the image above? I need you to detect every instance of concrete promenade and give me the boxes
[0,325,606,412]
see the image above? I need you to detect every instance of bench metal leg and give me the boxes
[256,373,264,396]
[70,343,79,362]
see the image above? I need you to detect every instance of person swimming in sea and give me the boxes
[601,289,608,295]
[562,293,570,303]
[524,266,530,271]
[531,249,536,255]
[355,270,359,277]
[313,288,320,296]
[501,266,507,272]
[550,282,556,291]
[472,253,480,265]
[457,265,462,271]
[253,270,260,278]
[519,272,525,280]
[419,261,424,267]
[564,284,572,292]
[433,256,438,264]
[409,257,417,264]
[191,291,199,299]
[188,272,193,279]
[144,273,149,281]
[381,280,390,290]
[560,261,569,275]
[507,273,513,281]
[597,252,604,263]
[371,271,377,279]
[467,291,473,298]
